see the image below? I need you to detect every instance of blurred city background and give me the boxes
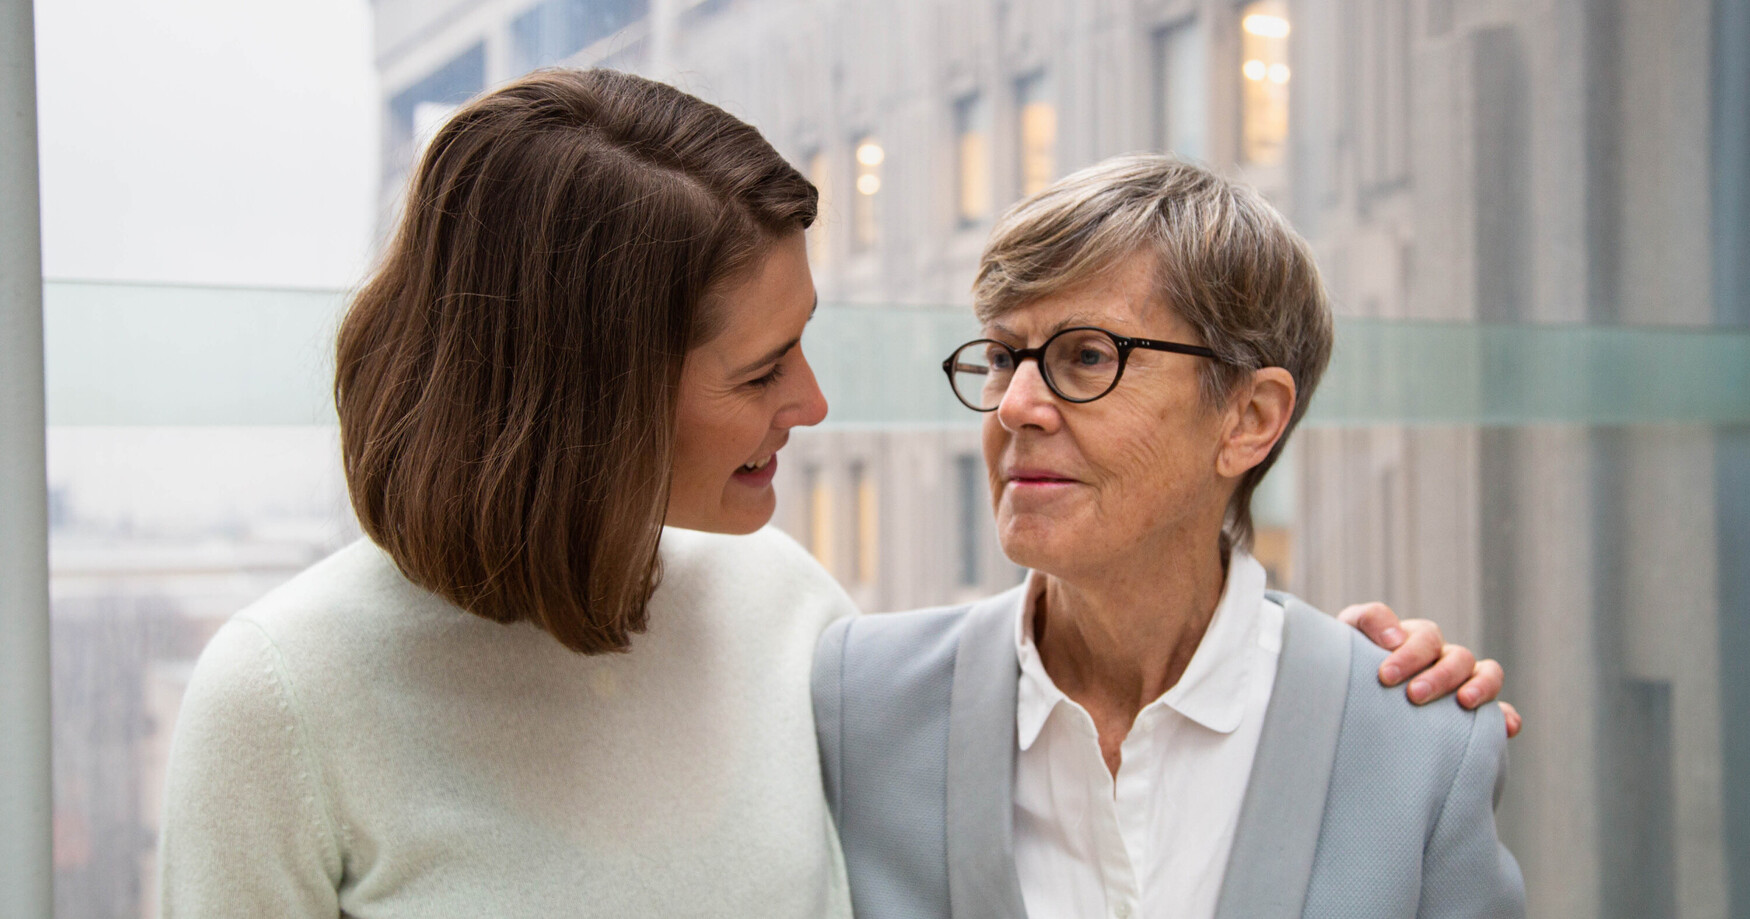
[32,0,1750,916]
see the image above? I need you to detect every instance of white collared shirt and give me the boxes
[1013,552,1284,919]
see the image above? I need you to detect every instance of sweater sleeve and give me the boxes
[158,618,344,918]
[1418,702,1526,919]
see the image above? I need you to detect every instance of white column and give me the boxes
[0,0,54,914]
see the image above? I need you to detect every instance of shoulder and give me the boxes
[1339,617,1486,768]
[1274,594,1501,809]
[659,526,858,633]
[177,615,303,747]
[175,539,437,770]
[826,601,977,662]
[814,602,974,709]
[1283,594,1485,747]
[815,585,1023,718]
[820,582,1026,683]
[231,538,444,651]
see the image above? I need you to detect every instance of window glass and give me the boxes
[1153,20,1207,161]
[1015,72,1056,197]
[807,465,836,574]
[852,462,879,585]
[807,149,833,266]
[30,3,1750,916]
[955,93,993,224]
[851,135,883,252]
[955,454,984,587]
[1239,0,1290,166]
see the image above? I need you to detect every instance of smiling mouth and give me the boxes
[739,456,774,472]
[1005,467,1076,484]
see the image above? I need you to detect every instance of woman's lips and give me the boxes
[731,453,779,487]
[1004,468,1078,488]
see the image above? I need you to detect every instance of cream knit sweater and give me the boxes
[159,526,855,918]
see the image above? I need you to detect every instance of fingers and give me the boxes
[1340,601,1407,652]
[1500,701,1522,738]
[1456,658,1505,709]
[1402,636,1474,705]
[1377,617,1446,687]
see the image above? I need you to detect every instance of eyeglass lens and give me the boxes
[948,329,1123,409]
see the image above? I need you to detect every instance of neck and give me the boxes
[1033,531,1230,771]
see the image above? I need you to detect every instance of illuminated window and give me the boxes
[806,466,836,574]
[955,93,993,224]
[1239,1,1291,166]
[806,149,831,266]
[851,135,883,252]
[1153,20,1207,161]
[851,462,879,585]
[1015,72,1056,197]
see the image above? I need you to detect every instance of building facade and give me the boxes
[370,2,1749,917]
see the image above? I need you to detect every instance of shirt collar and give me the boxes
[1014,572,1062,751]
[1013,551,1270,747]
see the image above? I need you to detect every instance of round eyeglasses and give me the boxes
[941,326,1221,411]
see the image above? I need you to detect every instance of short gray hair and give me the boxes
[973,154,1333,553]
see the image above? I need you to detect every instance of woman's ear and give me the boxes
[1216,367,1296,479]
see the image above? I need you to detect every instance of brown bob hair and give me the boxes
[974,154,1333,553]
[335,69,816,654]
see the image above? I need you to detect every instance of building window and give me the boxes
[955,454,983,586]
[806,466,836,575]
[955,93,993,225]
[1015,72,1056,198]
[851,462,879,585]
[1239,1,1291,166]
[1153,20,1208,161]
[509,0,650,74]
[387,43,486,181]
[806,149,832,266]
[852,136,883,252]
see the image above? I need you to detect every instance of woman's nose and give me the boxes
[995,359,1060,432]
[783,350,829,429]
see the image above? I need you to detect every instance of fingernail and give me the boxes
[1381,627,1405,647]
[1460,688,1477,707]
[1381,664,1402,684]
[1410,679,1430,703]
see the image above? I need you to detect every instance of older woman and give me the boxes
[814,156,1524,919]
[161,71,1501,917]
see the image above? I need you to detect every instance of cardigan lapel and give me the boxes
[1213,598,1353,919]
[945,584,1030,919]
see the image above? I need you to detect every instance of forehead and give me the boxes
[984,251,1183,338]
[702,234,814,359]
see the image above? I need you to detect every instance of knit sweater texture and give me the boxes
[159,526,856,918]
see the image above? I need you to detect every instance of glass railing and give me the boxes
[46,281,1750,427]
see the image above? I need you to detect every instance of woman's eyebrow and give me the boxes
[733,338,799,376]
[731,295,815,376]
[987,312,1103,340]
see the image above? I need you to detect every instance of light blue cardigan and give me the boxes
[812,584,1525,919]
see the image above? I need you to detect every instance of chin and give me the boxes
[707,493,777,535]
[995,515,1074,574]
[664,494,775,535]
[714,513,771,536]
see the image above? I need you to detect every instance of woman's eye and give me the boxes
[746,364,786,388]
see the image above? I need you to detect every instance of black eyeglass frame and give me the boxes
[941,325,1222,412]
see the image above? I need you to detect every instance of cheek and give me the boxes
[1091,402,1222,506]
[981,416,1007,488]
[668,409,714,498]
